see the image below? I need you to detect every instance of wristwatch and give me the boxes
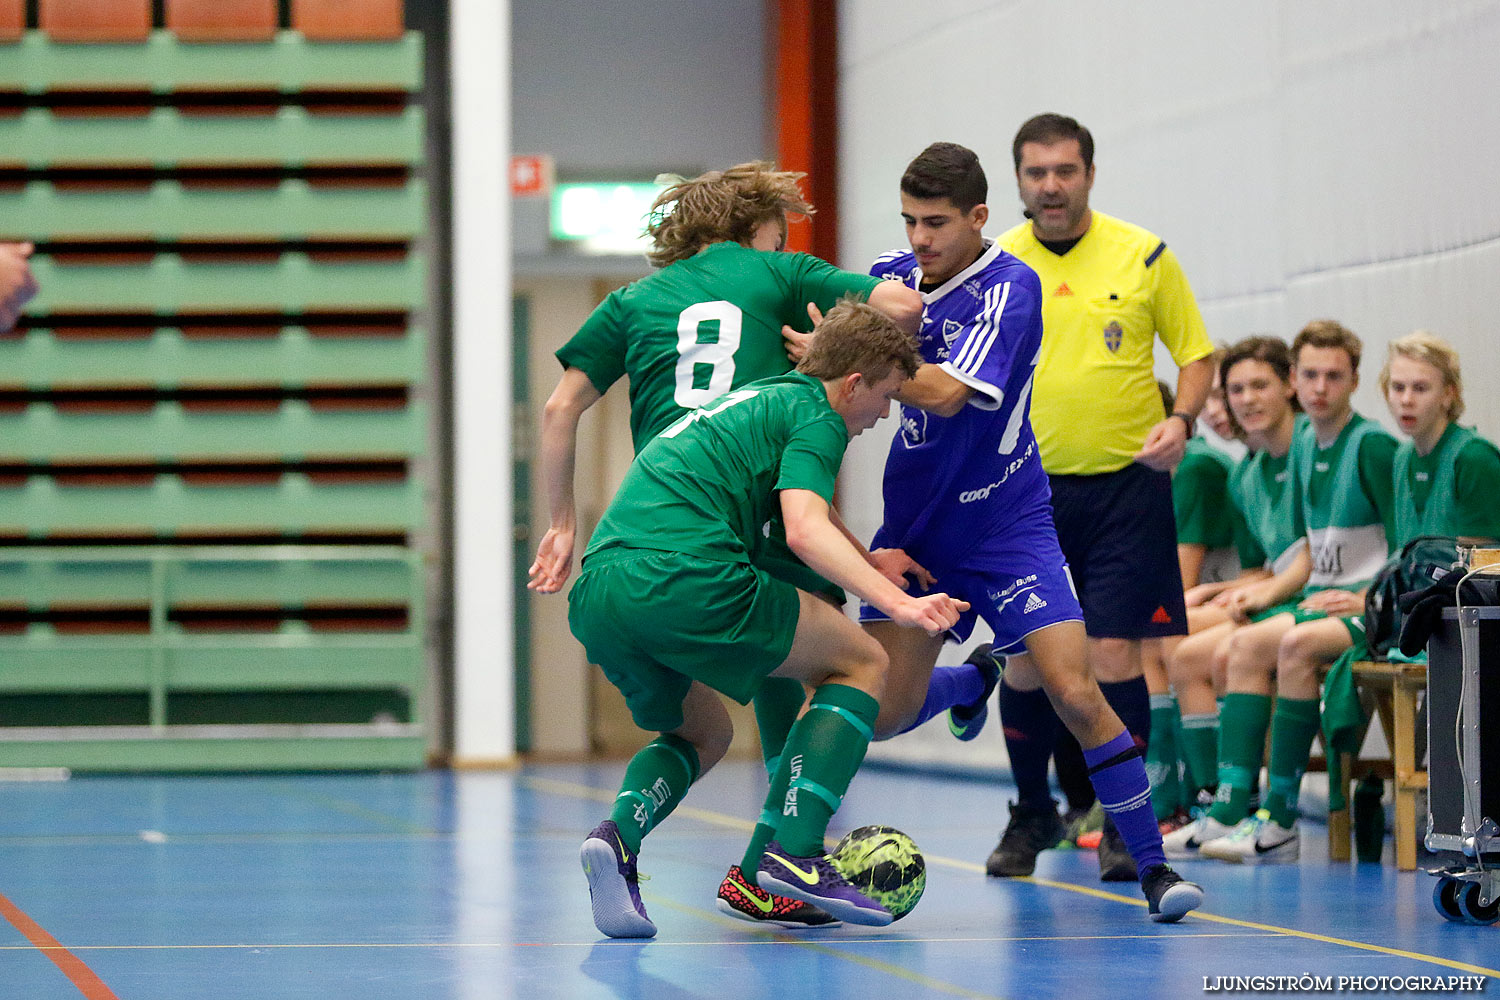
[1169,411,1195,434]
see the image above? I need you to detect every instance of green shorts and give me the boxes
[755,532,845,606]
[1250,600,1365,645]
[567,548,801,732]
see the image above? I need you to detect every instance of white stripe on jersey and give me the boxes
[951,281,1010,376]
[872,248,908,267]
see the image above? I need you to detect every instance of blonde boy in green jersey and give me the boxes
[569,301,966,937]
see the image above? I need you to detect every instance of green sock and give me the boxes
[735,679,808,872]
[1264,697,1320,828]
[1178,712,1220,798]
[1209,693,1272,826]
[753,678,805,778]
[1147,694,1182,820]
[739,753,788,872]
[607,733,700,854]
[762,683,878,856]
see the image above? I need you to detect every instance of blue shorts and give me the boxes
[859,502,1084,654]
[1048,463,1188,639]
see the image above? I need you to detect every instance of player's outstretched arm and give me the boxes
[867,280,923,335]
[825,507,935,589]
[893,364,972,418]
[781,488,965,635]
[527,367,603,593]
[783,279,922,364]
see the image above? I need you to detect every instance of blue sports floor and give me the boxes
[2,763,1495,999]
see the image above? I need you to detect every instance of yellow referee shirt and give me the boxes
[999,211,1212,476]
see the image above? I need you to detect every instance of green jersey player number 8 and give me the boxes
[676,301,743,408]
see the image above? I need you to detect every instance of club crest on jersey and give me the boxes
[900,407,927,448]
[934,318,962,360]
[1103,320,1123,352]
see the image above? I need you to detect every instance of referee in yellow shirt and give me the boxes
[985,114,1215,882]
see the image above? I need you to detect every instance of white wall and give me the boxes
[842,1,1500,769]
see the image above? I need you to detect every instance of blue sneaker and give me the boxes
[756,841,892,926]
[948,644,1003,741]
[580,820,656,938]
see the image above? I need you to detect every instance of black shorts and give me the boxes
[1047,463,1187,639]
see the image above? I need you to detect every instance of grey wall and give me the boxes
[511,0,771,273]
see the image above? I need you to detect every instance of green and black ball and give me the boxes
[831,825,926,920]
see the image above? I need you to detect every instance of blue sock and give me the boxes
[1085,728,1166,878]
[999,680,1058,805]
[896,663,987,735]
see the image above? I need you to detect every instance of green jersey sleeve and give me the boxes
[555,288,629,395]
[776,412,846,505]
[771,252,882,331]
[1234,503,1266,569]
[1454,437,1500,541]
[1173,446,1234,548]
[1357,430,1400,546]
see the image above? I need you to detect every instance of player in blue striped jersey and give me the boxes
[844,143,1202,921]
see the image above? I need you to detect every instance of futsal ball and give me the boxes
[831,824,926,920]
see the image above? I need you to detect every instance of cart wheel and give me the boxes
[1456,882,1500,925]
[1433,877,1467,922]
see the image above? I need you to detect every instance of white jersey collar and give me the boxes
[913,240,1002,301]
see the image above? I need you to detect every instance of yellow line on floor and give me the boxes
[525,774,1500,978]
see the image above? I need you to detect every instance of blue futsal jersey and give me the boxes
[869,240,1052,563]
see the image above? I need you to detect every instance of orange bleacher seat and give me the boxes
[166,0,278,43]
[39,0,152,43]
[0,0,23,43]
[292,0,402,41]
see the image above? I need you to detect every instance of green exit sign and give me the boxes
[550,182,667,254]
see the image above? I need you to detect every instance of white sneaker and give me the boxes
[1162,812,1236,859]
[1199,809,1299,863]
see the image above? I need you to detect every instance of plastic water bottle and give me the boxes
[1354,772,1385,863]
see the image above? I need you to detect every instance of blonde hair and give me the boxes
[645,161,813,267]
[1378,330,1465,421]
[797,297,921,385]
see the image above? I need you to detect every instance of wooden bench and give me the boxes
[1325,660,1428,870]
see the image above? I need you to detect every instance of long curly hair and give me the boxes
[645,161,813,267]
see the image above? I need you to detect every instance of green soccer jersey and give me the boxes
[1393,423,1500,545]
[557,241,881,451]
[1174,437,1237,549]
[582,372,847,565]
[1295,413,1397,590]
[1229,445,1302,574]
